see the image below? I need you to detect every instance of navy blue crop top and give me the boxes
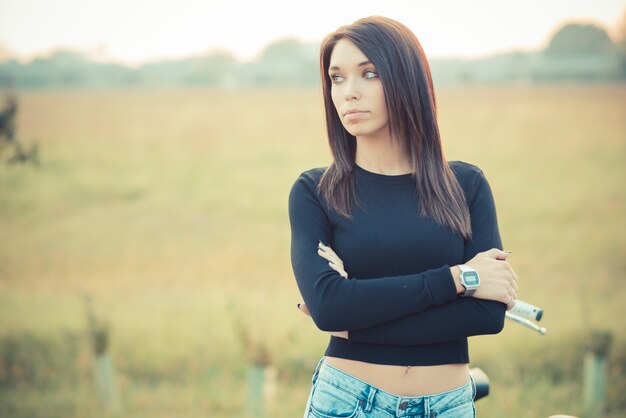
[288,161,506,366]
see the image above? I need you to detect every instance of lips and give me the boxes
[344,108,368,116]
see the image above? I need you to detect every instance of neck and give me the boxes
[354,132,413,175]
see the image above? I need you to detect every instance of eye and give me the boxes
[329,73,344,84]
[363,69,378,79]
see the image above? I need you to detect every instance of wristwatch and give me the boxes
[458,264,480,297]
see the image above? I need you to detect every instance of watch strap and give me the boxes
[458,264,479,297]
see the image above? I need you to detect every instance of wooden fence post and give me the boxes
[583,330,613,418]
[84,293,121,412]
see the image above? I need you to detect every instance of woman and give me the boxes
[288,16,519,418]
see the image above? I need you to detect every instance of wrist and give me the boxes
[450,265,464,294]
[457,264,481,297]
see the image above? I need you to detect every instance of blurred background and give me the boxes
[0,1,624,417]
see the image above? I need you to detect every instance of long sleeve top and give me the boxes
[288,161,506,366]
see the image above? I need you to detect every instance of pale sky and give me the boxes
[0,0,624,66]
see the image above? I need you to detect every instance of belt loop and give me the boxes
[363,385,376,412]
[311,356,325,385]
[424,396,430,417]
[469,374,476,400]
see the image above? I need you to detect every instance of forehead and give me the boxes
[329,39,369,69]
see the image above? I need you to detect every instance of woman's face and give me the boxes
[328,39,389,139]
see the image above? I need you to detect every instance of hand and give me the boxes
[317,241,348,279]
[318,241,350,338]
[295,241,350,339]
[297,303,349,339]
[464,248,519,310]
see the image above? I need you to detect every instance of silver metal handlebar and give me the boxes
[505,311,547,335]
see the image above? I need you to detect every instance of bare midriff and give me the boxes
[324,356,469,397]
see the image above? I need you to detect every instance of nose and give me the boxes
[343,78,360,101]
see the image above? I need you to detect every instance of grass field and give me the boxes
[0,85,625,418]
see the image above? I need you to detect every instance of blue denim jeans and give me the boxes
[303,357,476,418]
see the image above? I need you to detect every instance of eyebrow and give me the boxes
[329,60,372,71]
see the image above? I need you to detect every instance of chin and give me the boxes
[342,120,387,139]
[342,124,370,137]
[344,126,383,138]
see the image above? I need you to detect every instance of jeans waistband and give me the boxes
[311,356,475,416]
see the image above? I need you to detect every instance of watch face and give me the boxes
[463,271,480,286]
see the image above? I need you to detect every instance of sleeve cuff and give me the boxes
[424,265,458,306]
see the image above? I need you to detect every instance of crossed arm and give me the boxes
[289,168,517,346]
[300,242,514,346]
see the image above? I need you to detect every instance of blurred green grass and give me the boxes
[0,85,624,417]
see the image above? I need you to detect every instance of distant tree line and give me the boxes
[1,21,625,90]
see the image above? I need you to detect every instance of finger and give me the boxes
[488,248,511,260]
[506,297,516,311]
[321,250,343,267]
[506,283,517,300]
[498,289,511,306]
[327,252,343,266]
[317,248,331,260]
[502,263,518,289]
[318,249,342,267]
[505,262,518,283]
[328,261,348,279]
[317,246,335,259]
[297,303,311,317]
[319,242,341,258]
[503,266,518,292]
[318,241,332,251]
[318,241,341,260]
[318,248,344,269]
[318,243,345,265]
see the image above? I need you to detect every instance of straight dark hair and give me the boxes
[317,16,472,239]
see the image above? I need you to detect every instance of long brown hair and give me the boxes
[317,16,472,239]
